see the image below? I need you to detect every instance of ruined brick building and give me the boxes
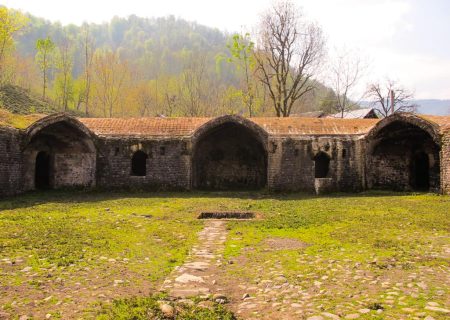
[0,112,449,196]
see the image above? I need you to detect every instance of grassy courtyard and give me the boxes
[0,191,449,319]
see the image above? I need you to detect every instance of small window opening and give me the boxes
[314,152,330,178]
[342,149,347,158]
[5,140,11,152]
[160,146,166,155]
[131,150,148,176]
[114,147,120,156]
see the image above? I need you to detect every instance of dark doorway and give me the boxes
[314,152,330,178]
[35,151,50,189]
[193,122,267,190]
[412,152,429,190]
[131,150,148,176]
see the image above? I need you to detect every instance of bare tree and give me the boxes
[328,48,366,118]
[180,52,207,116]
[254,0,325,117]
[92,49,130,117]
[366,79,417,117]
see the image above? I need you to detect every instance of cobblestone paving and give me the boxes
[160,220,228,298]
[160,222,449,319]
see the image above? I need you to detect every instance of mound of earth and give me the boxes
[0,108,44,129]
[0,84,58,114]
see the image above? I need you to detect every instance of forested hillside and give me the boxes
[16,14,232,82]
[1,6,330,117]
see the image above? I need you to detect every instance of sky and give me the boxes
[2,0,450,100]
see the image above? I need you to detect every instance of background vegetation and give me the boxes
[0,5,333,118]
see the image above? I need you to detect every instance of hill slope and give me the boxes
[0,85,58,114]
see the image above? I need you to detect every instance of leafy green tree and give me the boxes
[35,37,56,100]
[72,76,86,111]
[0,7,28,84]
[55,36,74,111]
[226,33,257,117]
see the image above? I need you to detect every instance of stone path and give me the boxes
[160,220,228,298]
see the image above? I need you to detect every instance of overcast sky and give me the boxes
[2,0,450,99]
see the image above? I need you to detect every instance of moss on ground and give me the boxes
[0,190,448,319]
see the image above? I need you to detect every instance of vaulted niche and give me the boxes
[25,120,96,190]
[193,122,267,190]
[368,120,440,192]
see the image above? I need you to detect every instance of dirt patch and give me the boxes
[0,262,154,319]
[262,237,310,250]
[198,211,256,219]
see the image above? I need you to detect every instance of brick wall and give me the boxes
[441,131,450,194]
[53,153,96,188]
[0,127,23,196]
[96,138,191,190]
[267,135,364,192]
[0,115,448,196]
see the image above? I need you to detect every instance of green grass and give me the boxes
[96,293,236,320]
[0,108,43,129]
[221,192,450,319]
[0,190,449,319]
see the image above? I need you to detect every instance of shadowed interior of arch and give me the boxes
[193,122,267,190]
[35,151,50,189]
[368,120,440,191]
[26,121,96,190]
[412,151,430,190]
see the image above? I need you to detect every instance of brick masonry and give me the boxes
[0,113,449,196]
[0,127,22,196]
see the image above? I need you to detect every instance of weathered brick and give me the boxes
[0,113,448,197]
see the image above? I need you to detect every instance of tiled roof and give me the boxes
[419,115,450,133]
[79,117,210,137]
[79,116,380,137]
[252,117,379,135]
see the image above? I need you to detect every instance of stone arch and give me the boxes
[192,115,268,190]
[23,113,97,190]
[366,113,441,192]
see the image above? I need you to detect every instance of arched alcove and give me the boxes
[192,117,268,190]
[24,114,97,190]
[366,114,440,192]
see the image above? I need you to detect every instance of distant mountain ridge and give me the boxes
[360,100,450,116]
[412,99,450,116]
